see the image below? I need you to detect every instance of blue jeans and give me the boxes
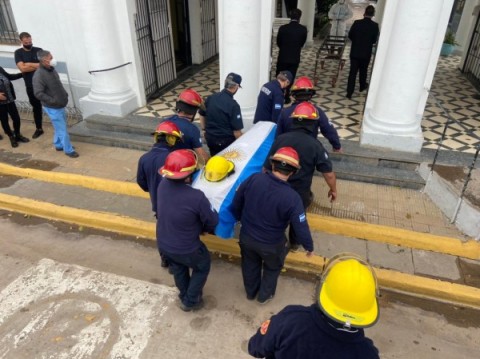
[43,107,74,154]
[161,243,211,308]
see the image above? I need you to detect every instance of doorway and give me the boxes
[169,0,191,72]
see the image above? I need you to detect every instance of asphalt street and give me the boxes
[1,215,479,359]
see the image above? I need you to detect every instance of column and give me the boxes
[218,0,275,130]
[297,0,316,46]
[78,0,138,118]
[361,0,455,152]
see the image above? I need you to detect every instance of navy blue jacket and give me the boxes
[348,17,379,60]
[163,114,203,150]
[276,101,341,151]
[264,129,333,195]
[253,80,285,124]
[249,304,379,359]
[156,179,218,254]
[136,143,171,212]
[231,172,313,251]
[199,89,243,138]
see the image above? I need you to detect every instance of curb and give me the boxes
[0,163,478,259]
[0,192,479,310]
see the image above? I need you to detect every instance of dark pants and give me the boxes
[0,102,21,136]
[161,243,211,308]
[239,232,288,301]
[205,133,235,156]
[276,63,299,102]
[26,86,43,129]
[347,57,371,97]
[288,190,313,247]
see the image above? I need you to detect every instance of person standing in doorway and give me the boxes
[328,0,353,37]
[14,32,44,139]
[276,8,307,104]
[33,50,79,158]
[346,5,379,99]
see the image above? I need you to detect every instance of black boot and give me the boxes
[9,136,18,148]
[15,133,30,143]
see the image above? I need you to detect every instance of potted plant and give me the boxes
[441,30,458,56]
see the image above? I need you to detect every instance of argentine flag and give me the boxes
[193,121,276,239]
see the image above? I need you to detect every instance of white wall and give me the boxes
[8,0,145,111]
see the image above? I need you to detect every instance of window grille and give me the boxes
[0,0,18,45]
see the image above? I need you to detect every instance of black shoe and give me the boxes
[32,129,44,139]
[161,258,169,268]
[66,151,79,158]
[9,136,18,148]
[257,295,274,305]
[15,133,30,143]
[360,83,369,92]
[246,294,256,301]
[0,134,3,140]
[346,94,352,99]
[179,299,204,312]
[55,147,63,151]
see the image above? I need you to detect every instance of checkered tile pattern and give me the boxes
[136,31,479,155]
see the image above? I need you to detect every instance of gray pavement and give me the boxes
[0,120,478,289]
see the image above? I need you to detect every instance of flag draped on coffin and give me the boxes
[193,122,276,239]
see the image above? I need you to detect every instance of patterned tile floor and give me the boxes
[135,5,479,155]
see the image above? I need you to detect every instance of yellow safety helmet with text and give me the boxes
[318,253,379,329]
[204,156,235,182]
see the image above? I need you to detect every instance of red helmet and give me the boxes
[290,102,319,120]
[291,76,314,92]
[160,149,198,179]
[178,89,204,109]
[154,121,183,146]
[270,147,301,169]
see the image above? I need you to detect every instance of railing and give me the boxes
[0,0,18,45]
[428,93,480,223]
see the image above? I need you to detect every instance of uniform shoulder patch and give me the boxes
[260,319,271,335]
[299,213,306,222]
[274,104,282,109]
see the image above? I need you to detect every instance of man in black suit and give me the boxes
[276,8,307,104]
[346,5,379,99]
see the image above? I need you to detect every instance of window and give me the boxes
[0,0,18,45]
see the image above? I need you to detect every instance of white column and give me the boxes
[298,0,316,46]
[457,0,480,63]
[78,0,138,118]
[218,0,275,130]
[361,0,455,153]
[374,0,387,27]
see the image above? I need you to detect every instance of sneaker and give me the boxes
[246,293,256,301]
[55,147,63,151]
[66,151,79,158]
[257,295,274,305]
[178,299,204,312]
[32,129,44,139]
[15,134,30,143]
[9,136,18,148]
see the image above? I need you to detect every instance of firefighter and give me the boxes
[157,149,219,311]
[276,76,342,152]
[264,102,337,251]
[231,147,313,304]
[248,253,380,358]
[163,88,210,163]
[136,121,183,269]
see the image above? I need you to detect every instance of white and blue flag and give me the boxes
[193,121,276,239]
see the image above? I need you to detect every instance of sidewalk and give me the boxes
[0,120,479,308]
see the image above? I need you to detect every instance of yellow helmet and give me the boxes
[318,253,379,329]
[204,156,235,182]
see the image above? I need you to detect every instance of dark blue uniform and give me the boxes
[199,89,243,155]
[156,179,218,308]
[136,143,170,212]
[231,172,313,302]
[248,304,380,359]
[276,101,341,151]
[163,114,203,151]
[265,129,333,201]
[253,80,285,124]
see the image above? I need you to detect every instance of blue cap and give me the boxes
[226,72,242,87]
[279,70,293,84]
